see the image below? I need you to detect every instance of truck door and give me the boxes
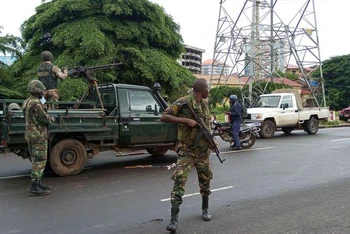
[278,95,298,126]
[118,88,172,146]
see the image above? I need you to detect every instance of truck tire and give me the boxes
[259,120,275,139]
[282,127,293,135]
[50,139,87,176]
[146,148,168,157]
[241,134,256,149]
[305,117,318,135]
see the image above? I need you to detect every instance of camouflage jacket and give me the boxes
[23,96,52,143]
[163,94,210,147]
[37,62,67,89]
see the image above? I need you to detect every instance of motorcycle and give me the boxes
[211,120,261,149]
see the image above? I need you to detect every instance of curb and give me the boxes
[319,124,350,128]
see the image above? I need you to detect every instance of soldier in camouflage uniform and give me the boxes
[37,51,68,109]
[23,80,55,196]
[161,78,213,232]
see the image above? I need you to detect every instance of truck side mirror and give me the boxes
[154,104,159,115]
[280,104,285,110]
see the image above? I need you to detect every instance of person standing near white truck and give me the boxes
[247,89,329,139]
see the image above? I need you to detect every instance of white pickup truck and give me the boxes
[247,89,329,139]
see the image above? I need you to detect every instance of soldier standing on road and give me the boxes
[229,94,242,150]
[23,80,55,196]
[37,51,68,109]
[161,78,213,232]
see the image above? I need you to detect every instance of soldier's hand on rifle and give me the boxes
[183,118,197,128]
[62,67,68,78]
[49,116,56,123]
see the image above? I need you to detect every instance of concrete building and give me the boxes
[201,59,233,75]
[179,45,205,74]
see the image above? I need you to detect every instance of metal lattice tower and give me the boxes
[210,0,326,107]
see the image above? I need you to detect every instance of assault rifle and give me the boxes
[68,63,122,81]
[68,63,122,109]
[185,103,225,164]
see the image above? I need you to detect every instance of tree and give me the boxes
[11,0,195,101]
[0,26,23,58]
[0,26,23,98]
[312,54,350,110]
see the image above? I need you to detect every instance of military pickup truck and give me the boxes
[0,83,177,176]
[247,89,329,139]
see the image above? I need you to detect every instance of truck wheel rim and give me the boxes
[61,149,78,166]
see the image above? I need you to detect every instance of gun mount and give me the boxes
[68,63,122,109]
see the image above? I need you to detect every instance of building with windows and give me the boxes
[201,59,233,75]
[178,45,205,74]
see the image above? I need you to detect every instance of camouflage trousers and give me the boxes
[170,143,213,208]
[27,141,48,182]
[43,89,59,109]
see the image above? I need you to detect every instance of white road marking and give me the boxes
[0,174,30,180]
[218,146,273,155]
[160,186,234,202]
[331,138,350,142]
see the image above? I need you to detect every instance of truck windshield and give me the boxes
[252,96,280,108]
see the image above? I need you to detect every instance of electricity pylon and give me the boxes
[210,0,326,107]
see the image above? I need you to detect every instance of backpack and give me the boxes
[234,101,248,119]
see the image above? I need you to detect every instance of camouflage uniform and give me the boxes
[164,94,213,208]
[23,96,53,182]
[37,62,67,109]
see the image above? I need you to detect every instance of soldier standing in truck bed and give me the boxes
[37,51,68,109]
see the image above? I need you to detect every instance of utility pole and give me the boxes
[211,0,326,107]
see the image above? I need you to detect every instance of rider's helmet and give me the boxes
[8,103,21,111]
[229,94,238,103]
[28,80,46,93]
[40,51,54,61]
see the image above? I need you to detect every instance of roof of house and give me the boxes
[286,64,313,72]
[194,74,303,88]
[202,59,227,66]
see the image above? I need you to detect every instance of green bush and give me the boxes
[319,120,340,126]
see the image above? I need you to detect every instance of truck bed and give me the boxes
[298,107,329,121]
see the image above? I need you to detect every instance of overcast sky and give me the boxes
[0,0,348,61]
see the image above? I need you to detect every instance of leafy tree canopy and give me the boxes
[0,26,23,98]
[11,0,195,101]
[0,26,23,58]
[313,54,350,110]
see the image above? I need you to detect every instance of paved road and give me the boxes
[0,127,350,234]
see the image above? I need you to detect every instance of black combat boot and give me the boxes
[202,196,212,221]
[166,207,180,232]
[29,181,50,196]
[38,180,52,190]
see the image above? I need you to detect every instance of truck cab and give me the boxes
[80,83,177,147]
[250,93,299,127]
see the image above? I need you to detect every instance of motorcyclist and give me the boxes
[228,95,242,150]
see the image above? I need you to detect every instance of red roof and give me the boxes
[202,59,227,66]
[195,74,302,88]
[286,64,313,72]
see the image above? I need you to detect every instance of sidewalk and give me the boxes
[319,119,350,128]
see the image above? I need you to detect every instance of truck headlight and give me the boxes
[251,113,263,119]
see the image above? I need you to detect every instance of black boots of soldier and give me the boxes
[166,197,211,232]
[202,196,212,221]
[29,180,51,196]
[166,207,179,232]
